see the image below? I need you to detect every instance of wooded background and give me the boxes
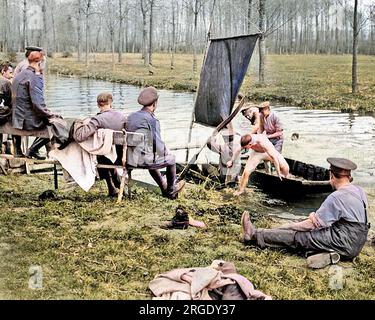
[1,0,374,57]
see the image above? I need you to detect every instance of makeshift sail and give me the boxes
[194,34,260,127]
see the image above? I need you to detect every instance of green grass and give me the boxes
[48,53,375,112]
[1,174,374,300]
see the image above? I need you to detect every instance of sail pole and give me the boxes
[185,0,217,163]
[179,95,246,180]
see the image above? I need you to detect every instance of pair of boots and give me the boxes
[240,211,340,269]
[0,136,24,157]
[26,137,49,160]
[149,167,185,200]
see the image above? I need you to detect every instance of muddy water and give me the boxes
[44,75,375,222]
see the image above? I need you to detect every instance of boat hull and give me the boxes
[177,158,332,196]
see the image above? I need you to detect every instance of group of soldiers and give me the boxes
[0,46,371,269]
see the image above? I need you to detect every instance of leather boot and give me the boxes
[105,176,118,197]
[149,169,168,195]
[165,164,185,199]
[26,137,49,160]
[12,135,25,157]
[254,228,298,250]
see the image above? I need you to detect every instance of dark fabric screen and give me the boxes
[194,34,259,127]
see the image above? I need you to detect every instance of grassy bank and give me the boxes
[48,53,375,113]
[1,174,374,300]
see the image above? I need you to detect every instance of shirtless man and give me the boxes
[227,133,289,196]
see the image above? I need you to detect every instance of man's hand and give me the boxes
[226,160,233,168]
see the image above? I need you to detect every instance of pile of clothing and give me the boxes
[149,260,271,300]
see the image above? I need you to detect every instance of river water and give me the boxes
[44,75,375,222]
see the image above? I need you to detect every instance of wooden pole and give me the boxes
[179,96,246,180]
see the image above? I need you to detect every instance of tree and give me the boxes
[140,0,149,65]
[148,0,156,66]
[258,0,266,84]
[104,0,119,70]
[352,0,358,93]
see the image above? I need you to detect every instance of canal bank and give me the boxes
[48,53,375,113]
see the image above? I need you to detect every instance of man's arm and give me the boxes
[73,118,100,143]
[278,216,317,231]
[29,75,55,119]
[227,145,242,168]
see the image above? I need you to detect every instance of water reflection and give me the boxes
[44,75,375,220]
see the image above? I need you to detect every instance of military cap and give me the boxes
[138,86,159,106]
[25,46,43,52]
[327,157,357,175]
[258,101,270,109]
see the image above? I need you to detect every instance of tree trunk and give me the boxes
[247,0,253,33]
[85,0,91,68]
[23,0,27,51]
[148,0,154,65]
[140,0,148,64]
[112,33,115,71]
[335,3,339,54]
[51,2,57,52]
[118,0,124,63]
[258,0,266,85]
[315,10,319,54]
[171,1,176,69]
[77,0,82,61]
[352,0,358,93]
[3,0,9,53]
[42,0,48,53]
[192,0,199,74]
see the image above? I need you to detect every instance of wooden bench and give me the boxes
[0,123,145,203]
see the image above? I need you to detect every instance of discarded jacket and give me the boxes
[149,260,271,300]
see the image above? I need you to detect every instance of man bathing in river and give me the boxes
[227,133,289,196]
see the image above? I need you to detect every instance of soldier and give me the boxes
[241,158,370,268]
[126,86,185,200]
[14,46,43,76]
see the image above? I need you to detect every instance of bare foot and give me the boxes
[233,190,244,196]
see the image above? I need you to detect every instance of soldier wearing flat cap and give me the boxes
[125,86,185,200]
[14,46,44,76]
[240,157,370,268]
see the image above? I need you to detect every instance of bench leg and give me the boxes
[54,164,58,190]
[117,169,127,204]
[128,170,132,200]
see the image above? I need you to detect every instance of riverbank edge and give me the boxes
[47,63,374,115]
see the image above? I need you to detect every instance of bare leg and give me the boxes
[234,151,265,196]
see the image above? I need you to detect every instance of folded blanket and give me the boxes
[49,129,116,192]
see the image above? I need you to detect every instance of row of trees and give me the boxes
[1,0,374,57]
[0,0,372,91]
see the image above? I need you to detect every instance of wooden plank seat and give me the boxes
[0,123,145,203]
[0,122,53,139]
